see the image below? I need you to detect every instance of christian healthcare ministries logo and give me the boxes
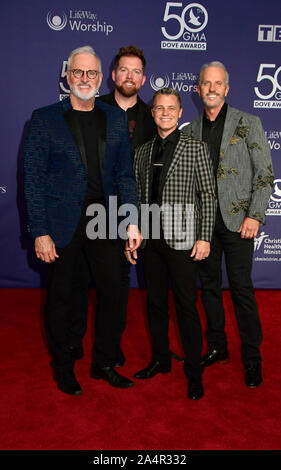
[254,64,281,109]
[46,9,113,35]
[254,231,281,262]
[266,179,281,216]
[161,2,208,50]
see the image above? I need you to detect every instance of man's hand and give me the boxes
[190,240,210,261]
[126,224,142,251]
[124,240,138,265]
[124,225,142,265]
[35,235,59,263]
[238,217,259,239]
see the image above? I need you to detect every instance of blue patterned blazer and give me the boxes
[24,97,137,248]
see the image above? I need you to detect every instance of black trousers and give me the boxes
[44,205,126,372]
[68,247,130,365]
[199,209,262,365]
[142,239,203,380]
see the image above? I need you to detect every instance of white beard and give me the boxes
[70,83,99,101]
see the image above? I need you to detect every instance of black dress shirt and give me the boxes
[202,102,227,179]
[97,92,156,151]
[150,128,180,205]
[126,102,138,140]
[73,108,104,201]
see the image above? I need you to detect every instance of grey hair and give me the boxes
[152,87,182,108]
[198,61,229,86]
[67,45,102,72]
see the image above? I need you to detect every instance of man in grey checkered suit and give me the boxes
[125,88,216,400]
[184,61,274,388]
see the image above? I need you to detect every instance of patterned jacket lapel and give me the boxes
[190,105,242,164]
[190,105,241,152]
[164,133,185,184]
[190,116,202,140]
[131,97,145,150]
[95,102,107,175]
[219,105,241,158]
[141,137,155,204]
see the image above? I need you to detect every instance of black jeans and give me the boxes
[44,205,126,372]
[199,209,262,365]
[142,239,203,380]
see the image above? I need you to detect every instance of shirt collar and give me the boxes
[156,127,180,145]
[203,102,228,123]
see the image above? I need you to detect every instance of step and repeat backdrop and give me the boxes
[1,0,280,288]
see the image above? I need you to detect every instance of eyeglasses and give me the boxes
[70,69,100,79]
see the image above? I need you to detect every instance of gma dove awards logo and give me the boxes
[254,64,281,109]
[266,179,281,216]
[161,2,208,50]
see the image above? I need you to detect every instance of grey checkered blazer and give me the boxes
[184,105,274,231]
[134,131,217,250]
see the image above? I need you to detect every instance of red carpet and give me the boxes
[0,288,280,450]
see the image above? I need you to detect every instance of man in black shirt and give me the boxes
[184,61,273,388]
[126,88,216,400]
[69,46,156,368]
[98,45,156,150]
[24,46,141,395]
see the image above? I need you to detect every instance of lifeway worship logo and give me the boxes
[258,25,281,42]
[265,130,281,152]
[161,2,208,51]
[266,179,281,216]
[47,11,68,30]
[150,71,198,93]
[46,9,113,35]
[254,64,281,109]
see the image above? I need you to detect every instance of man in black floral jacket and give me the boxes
[184,61,274,389]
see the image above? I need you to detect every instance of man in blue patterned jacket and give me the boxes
[24,46,141,395]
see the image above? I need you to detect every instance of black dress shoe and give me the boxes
[188,378,204,400]
[200,348,229,368]
[69,345,84,360]
[134,361,171,379]
[54,370,82,395]
[245,363,263,388]
[90,364,134,388]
